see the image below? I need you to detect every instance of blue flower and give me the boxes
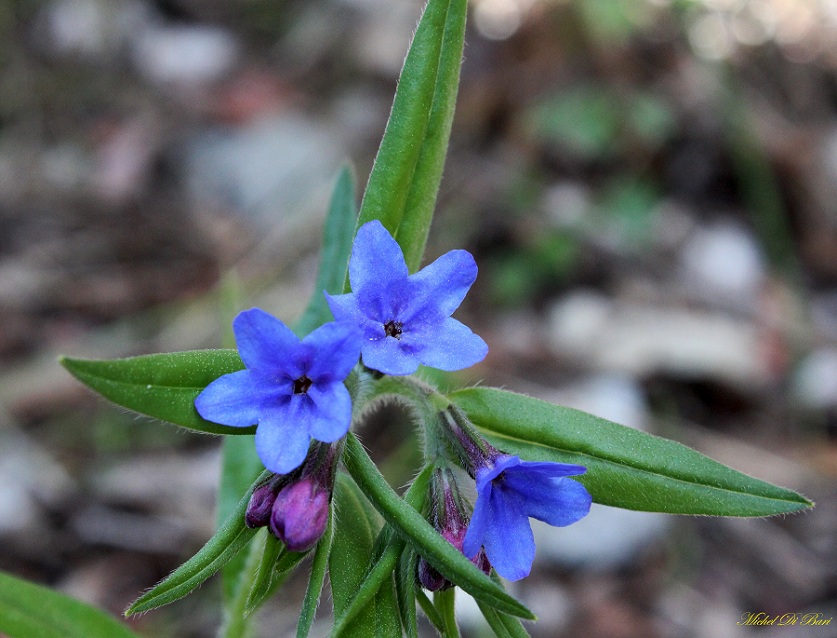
[195,309,360,474]
[326,220,488,376]
[462,455,591,581]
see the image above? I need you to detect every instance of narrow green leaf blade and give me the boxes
[342,434,534,620]
[476,599,531,638]
[244,532,285,615]
[353,0,467,277]
[297,166,358,336]
[60,351,248,435]
[395,0,467,271]
[329,472,382,636]
[395,548,419,638]
[297,512,334,638]
[373,571,403,638]
[126,469,270,615]
[218,436,264,602]
[331,466,431,637]
[0,570,141,638]
[450,387,813,517]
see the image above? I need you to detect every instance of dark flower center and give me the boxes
[293,375,313,395]
[384,320,403,340]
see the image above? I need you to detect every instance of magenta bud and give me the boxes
[418,526,491,591]
[418,557,448,591]
[269,478,330,552]
[245,483,279,528]
[417,468,492,591]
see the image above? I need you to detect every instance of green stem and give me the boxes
[434,588,460,638]
[416,588,446,635]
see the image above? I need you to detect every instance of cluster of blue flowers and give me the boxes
[196,220,591,581]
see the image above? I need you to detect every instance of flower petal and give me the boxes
[511,460,587,479]
[480,488,535,581]
[404,318,488,371]
[326,293,379,332]
[361,335,420,375]
[233,308,301,376]
[305,321,361,381]
[349,221,409,310]
[404,249,477,322]
[463,479,492,559]
[505,473,592,527]
[303,382,353,443]
[195,369,287,427]
[255,413,312,474]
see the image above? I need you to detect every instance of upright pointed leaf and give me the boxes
[395,0,467,270]
[60,351,248,435]
[0,570,141,638]
[353,0,468,278]
[450,387,813,517]
[297,166,358,335]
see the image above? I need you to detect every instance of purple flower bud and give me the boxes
[245,483,279,528]
[417,468,491,591]
[269,477,330,552]
[438,407,500,477]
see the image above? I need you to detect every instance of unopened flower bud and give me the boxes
[438,407,499,477]
[269,477,330,552]
[245,483,279,528]
[417,468,491,591]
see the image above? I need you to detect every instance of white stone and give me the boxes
[793,348,837,409]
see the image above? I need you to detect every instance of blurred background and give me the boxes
[0,0,835,636]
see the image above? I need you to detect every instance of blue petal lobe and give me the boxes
[255,413,311,474]
[304,382,352,442]
[462,482,492,558]
[505,472,592,527]
[361,336,419,376]
[233,308,301,375]
[481,488,535,581]
[305,321,361,381]
[349,221,409,304]
[195,369,286,427]
[404,249,477,322]
[326,292,384,340]
[405,318,488,371]
[511,460,587,479]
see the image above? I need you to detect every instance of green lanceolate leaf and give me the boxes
[60,350,248,435]
[450,387,813,517]
[297,166,358,336]
[373,568,403,638]
[126,469,270,615]
[395,548,419,638]
[329,472,384,637]
[434,588,460,638]
[331,465,431,636]
[244,531,285,615]
[352,0,468,279]
[218,436,264,602]
[395,0,467,271]
[342,434,534,620]
[0,569,141,638]
[476,599,531,638]
[297,512,334,638]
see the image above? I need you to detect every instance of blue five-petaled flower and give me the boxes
[327,220,488,376]
[462,455,592,581]
[195,309,360,474]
